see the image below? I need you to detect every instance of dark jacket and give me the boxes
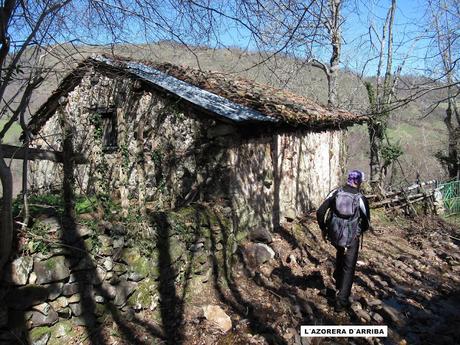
[316,184,370,236]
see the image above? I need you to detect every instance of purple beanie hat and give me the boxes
[347,170,364,185]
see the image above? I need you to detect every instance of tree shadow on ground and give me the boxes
[51,212,166,345]
[271,266,326,291]
[352,227,460,345]
[0,209,188,344]
[274,225,323,266]
[200,207,288,345]
[201,207,369,345]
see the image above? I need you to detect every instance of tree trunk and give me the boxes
[444,102,459,178]
[0,152,13,272]
[368,123,385,187]
[366,0,397,191]
[60,111,76,220]
[366,82,384,187]
[22,135,30,228]
[327,0,342,108]
[369,128,381,183]
[327,72,338,108]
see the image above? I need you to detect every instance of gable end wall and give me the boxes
[228,129,343,230]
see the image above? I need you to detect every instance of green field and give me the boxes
[0,118,21,144]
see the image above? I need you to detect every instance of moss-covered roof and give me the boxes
[149,61,362,126]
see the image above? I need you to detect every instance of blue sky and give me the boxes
[340,0,430,76]
[10,0,433,77]
[206,0,433,76]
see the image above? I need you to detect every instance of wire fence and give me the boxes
[438,179,460,216]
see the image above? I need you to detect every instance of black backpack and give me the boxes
[327,188,362,248]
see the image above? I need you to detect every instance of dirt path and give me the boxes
[84,214,460,345]
[177,215,460,345]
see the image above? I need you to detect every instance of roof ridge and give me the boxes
[27,54,364,137]
[96,54,348,113]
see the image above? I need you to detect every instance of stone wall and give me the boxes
[228,129,344,230]
[277,130,343,214]
[30,70,228,210]
[228,136,275,230]
[0,207,228,344]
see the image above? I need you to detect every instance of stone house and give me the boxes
[28,55,362,230]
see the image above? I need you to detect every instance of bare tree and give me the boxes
[184,0,348,107]
[0,0,72,271]
[309,0,343,108]
[427,0,460,178]
[365,0,401,189]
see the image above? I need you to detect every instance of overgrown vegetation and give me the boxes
[12,193,118,219]
[23,221,53,255]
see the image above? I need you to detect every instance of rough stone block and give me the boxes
[5,285,49,310]
[29,307,58,328]
[113,280,137,307]
[202,305,232,333]
[34,256,70,285]
[249,227,273,244]
[4,256,34,285]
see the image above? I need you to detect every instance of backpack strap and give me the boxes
[353,192,363,218]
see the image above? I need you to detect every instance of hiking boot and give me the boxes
[334,300,350,313]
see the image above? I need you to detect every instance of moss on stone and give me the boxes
[172,206,197,221]
[98,235,112,255]
[131,256,152,277]
[204,208,230,229]
[47,321,75,345]
[121,247,142,266]
[83,238,94,251]
[30,326,51,342]
[52,320,73,335]
[190,256,206,274]
[167,236,185,263]
[291,223,304,238]
[127,278,158,309]
[119,245,161,279]
[94,303,108,317]
[199,226,212,239]
[45,258,57,270]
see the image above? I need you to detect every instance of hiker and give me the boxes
[316,170,370,312]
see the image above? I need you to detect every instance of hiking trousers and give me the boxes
[333,237,359,305]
